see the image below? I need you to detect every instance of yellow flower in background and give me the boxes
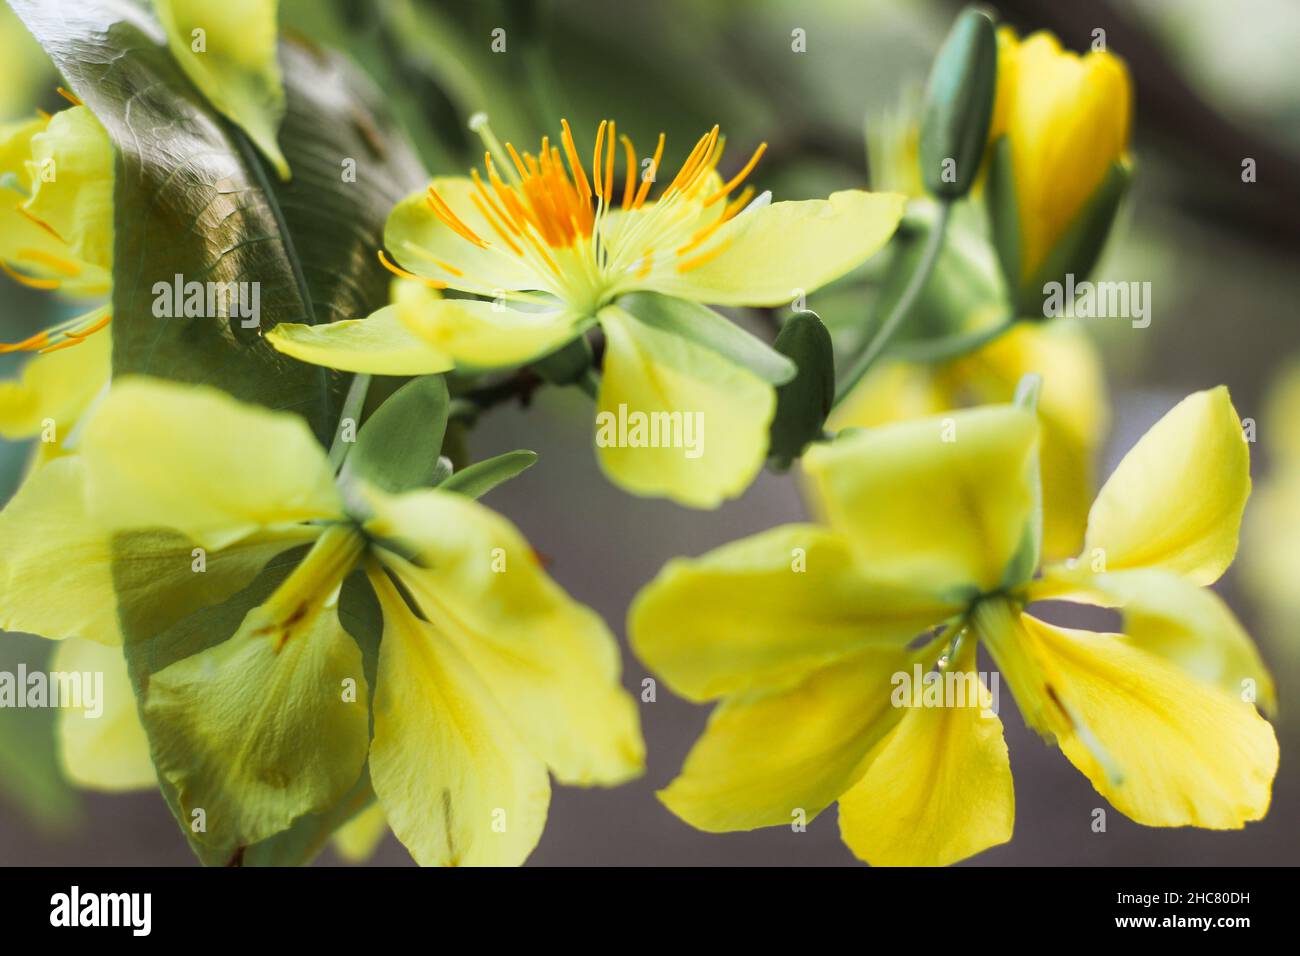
[0,102,114,470]
[832,318,1107,559]
[268,118,905,507]
[987,28,1132,307]
[632,387,1275,866]
[1243,359,1300,637]
[0,378,644,865]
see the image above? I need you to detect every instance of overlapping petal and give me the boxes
[630,524,961,702]
[1011,614,1276,829]
[364,487,644,786]
[81,378,342,550]
[659,646,909,832]
[803,405,1040,598]
[838,648,1013,867]
[366,566,550,867]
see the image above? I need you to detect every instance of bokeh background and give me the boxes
[2,0,1297,865]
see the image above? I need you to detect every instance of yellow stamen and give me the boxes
[425,186,488,248]
[704,141,767,206]
[16,205,66,243]
[592,120,608,201]
[0,260,60,291]
[676,238,731,273]
[56,86,83,107]
[633,133,666,209]
[377,249,448,288]
[560,119,592,200]
[16,248,82,277]
[721,185,755,222]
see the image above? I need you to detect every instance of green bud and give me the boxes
[767,311,834,470]
[919,6,998,200]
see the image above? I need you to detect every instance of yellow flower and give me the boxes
[0,378,644,865]
[831,317,1107,559]
[1,103,114,468]
[631,387,1275,866]
[987,28,1132,306]
[268,119,905,507]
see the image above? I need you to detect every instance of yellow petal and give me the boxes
[629,524,961,702]
[659,646,909,832]
[0,311,109,440]
[364,487,643,786]
[1084,387,1248,585]
[0,454,313,646]
[366,565,550,866]
[647,190,905,307]
[1030,566,1275,713]
[332,802,389,863]
[993,610,1276,829]
[385,177,543,294]
[23,105,115,273]
[398,298,582,371]
[0,457,120,644]
[838,646,1013,867]
[266,306,453,375]
[144,591,371,849]
[54,637,155,792]
[595,304,774,508]
[154,0,289,178]
[803,405,1040,598]
[82,378,342,550]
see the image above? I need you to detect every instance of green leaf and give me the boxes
[617,291,797,386]
[438,450,538,499]
[347,376,450,493]
[11,0,426,442]
[767,312,834,469]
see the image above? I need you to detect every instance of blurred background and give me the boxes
[2,0,1297,865]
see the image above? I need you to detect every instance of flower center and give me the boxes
[386,117,767,314]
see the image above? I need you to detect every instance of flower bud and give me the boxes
[918,6,998,200]
[984,29,1133,316]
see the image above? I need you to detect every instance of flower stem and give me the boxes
[329,373,372,472]
[833,200,953,407]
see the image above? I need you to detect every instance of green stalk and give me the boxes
[833,200,953,406]
[328,373,373,472]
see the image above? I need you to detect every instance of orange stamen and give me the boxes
[377,249,448,288]
[56,86,83,107]
[633,133,666,209]
[0,260,60,290]
[620,135,637,210]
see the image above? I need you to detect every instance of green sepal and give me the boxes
[767,311,835,469]
[532,333,594,386]
[984,135,1023,309]
[919,6,998,199]
[438,450,539,499]
[1024,159,1133,315]
[617,291,797,386]
[346,375,450,493]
